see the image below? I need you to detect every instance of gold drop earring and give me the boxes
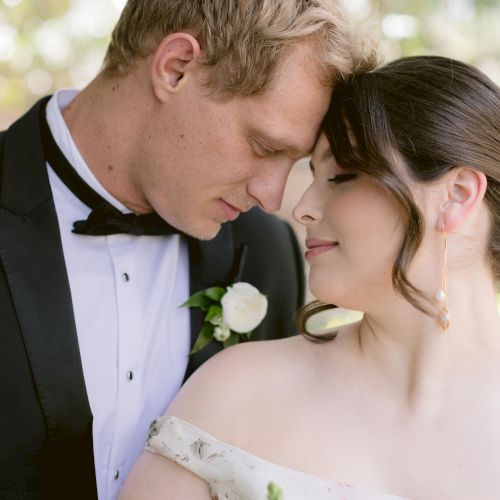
[436,225,450,331]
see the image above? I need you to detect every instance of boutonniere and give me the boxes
[182,282,268,355]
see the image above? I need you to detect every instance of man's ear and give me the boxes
[151,33,201,100]
[437,166,487,232]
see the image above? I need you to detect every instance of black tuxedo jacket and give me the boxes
[0,98,304,499]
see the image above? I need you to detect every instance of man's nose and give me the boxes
[247,161,293,213]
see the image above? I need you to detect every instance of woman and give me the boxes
[120,56,500,499]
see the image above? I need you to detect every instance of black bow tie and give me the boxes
[39,99,180,237]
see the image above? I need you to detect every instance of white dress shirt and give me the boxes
[45,89,191,500]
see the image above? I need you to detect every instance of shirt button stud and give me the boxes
[121,273,130,283]
[127,371,134,381]
[114,470,120,480]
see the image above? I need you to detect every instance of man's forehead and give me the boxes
[246,45,331,109]
[247,99,327,154]
[251,123,319,158]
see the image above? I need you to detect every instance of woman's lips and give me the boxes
[304,238,338,259]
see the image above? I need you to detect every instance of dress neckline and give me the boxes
[160,415,410,500]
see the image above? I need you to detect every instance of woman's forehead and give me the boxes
[311,134,333,162]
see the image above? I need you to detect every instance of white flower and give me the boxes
[221,282,268,333]
[213,324,231,342]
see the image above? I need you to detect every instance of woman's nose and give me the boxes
[293,186,320,225]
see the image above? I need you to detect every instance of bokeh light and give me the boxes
[1,0,499,129]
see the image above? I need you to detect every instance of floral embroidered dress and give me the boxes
[146,416,410,500]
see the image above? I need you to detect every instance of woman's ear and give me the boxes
[437,166,487,232]
[151,33,201,101]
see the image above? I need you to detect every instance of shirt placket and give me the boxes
[106,236,143,498]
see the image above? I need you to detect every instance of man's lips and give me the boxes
[304,238,338,259]
[220,199,244,221]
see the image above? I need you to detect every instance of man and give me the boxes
[0,1,373,498]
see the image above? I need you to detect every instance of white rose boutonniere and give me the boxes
[222,282,268,333]
[182,282,268,355]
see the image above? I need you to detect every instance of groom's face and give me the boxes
[139,44,332,239]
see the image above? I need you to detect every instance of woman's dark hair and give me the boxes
[299,55,500,340]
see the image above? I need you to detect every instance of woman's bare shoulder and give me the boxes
[166,336,312,434]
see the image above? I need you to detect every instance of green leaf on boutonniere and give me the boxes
[267,482,284,500]
[190,323,214,355]
[205,305,223,324]
[181,290,213,310]
[204,287,226,301]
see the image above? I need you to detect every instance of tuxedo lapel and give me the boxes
[0,98,92,444]
[184,225,248,378]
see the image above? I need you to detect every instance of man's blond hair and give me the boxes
[103,0,376,96]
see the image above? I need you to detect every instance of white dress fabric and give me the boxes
[146,416,410,500]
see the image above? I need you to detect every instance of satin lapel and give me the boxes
[185,224,248,378]
[0,98,92,443]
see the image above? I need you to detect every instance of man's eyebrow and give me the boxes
[287,144,308,157]
[275,139,311,158]
[253,130,313,158]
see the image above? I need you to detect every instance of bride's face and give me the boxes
[293,134,405,310]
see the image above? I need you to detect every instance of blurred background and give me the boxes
[1,0,499,127]
[1,0,499,326]
[1,0,500,126]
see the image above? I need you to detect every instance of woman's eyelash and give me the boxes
[327,173,357,184]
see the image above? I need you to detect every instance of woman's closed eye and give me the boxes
[328,173,357,184]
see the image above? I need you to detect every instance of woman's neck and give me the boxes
[355,268,500,412]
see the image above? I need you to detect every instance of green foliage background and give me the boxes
[1,0,499,128]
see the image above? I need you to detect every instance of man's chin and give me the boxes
[182,220,225,241]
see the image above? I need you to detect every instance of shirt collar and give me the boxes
[45,89,131,213]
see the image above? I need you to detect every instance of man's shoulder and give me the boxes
[3,96,51,132]
[0,96,54,213]
[0,96,50,160]
[0,130,5,158]
[0,122,8,154]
